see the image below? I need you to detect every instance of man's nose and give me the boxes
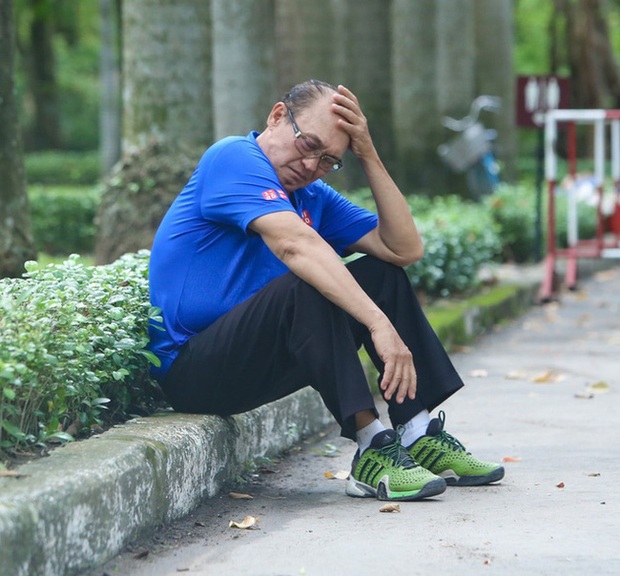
[301,155,322,172]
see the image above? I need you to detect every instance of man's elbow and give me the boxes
[388,244,424,268]
[399,244,424,267]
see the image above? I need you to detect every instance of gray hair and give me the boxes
[281,79,337,114]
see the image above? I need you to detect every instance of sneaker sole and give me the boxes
[441,465,505,487]
[346,475,447,501]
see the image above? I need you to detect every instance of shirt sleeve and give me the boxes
[197,135,295,232]
[312,181,378,255]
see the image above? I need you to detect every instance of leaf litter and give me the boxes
[324,470,349,480]
[229,515,259,529]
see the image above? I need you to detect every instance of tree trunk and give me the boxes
[96,0,212,264]
[211,0,276,140]
[334,0,393,190]
[99,0,122,175]
[28,0,61,149]
[122,0,212,151]
[274,0,339,97]
[391,0,445,194]
[474,0,517,179]
[0,0,37,277]
[561,0,620,109]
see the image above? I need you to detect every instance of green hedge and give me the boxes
[25,150,101,186]
[346,190,502,297]
[486,183,598,263]
[406,196,501,297]
[29,185,100,255]
[0,252,162,455]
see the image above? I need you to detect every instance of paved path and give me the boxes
[89,265,620,576]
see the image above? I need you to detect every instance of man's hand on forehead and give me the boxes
[331,85,374,158]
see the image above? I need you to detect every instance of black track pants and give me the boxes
[161,256,464,440]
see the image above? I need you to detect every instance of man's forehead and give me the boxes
[297,95,346,144]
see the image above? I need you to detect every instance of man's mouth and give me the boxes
[289,166,307,182]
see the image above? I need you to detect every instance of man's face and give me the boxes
[258,95,350,192]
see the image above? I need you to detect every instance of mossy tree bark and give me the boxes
[0,0,37,278]
[95,0,212,264]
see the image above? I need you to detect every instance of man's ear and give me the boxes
[267,102,287,127]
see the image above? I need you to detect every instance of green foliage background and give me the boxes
[13,1,620,153]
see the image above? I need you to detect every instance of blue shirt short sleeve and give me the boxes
[148,132,377,378]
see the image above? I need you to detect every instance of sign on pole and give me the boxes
[516,75,571,128]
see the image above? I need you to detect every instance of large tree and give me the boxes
[0,0,36,277]
[23,0,62,149]
[474,0,517,178]
[99,0,122,175]
[211,0,277,139]
[392,0,444,194]
[392,0,516,196]
[553,0,620,109]
[95,0,212,264]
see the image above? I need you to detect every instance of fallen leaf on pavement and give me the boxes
[587,381,610,394]
[505,370,528,380]
[228,491,253,500]
[379,503,401,513]
[0,470,28,478]
[469,369,488,378]
[501,456,522,463]
[587,472,601,477]
[556,482,565,489]
[229,515,258,529]
[324,470,349,480]
[594,269,620,282]
[531,370,564,383]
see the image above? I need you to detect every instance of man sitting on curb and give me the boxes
[148,79,504,502]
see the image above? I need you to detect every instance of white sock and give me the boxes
[356,419,386,454]
[400,410,431,448]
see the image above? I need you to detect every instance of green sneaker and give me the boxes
[407,411,505,486]
[346,428,447,501]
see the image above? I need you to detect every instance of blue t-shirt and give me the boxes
[148,132,377,378]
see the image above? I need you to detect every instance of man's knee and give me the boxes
[347,255,409,289]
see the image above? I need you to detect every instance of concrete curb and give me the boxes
[0,274,541,576]
[0,389,332,576]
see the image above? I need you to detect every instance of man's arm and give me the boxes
[332,85,424,267]
[249,211,416,404]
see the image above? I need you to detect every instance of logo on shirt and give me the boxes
[301,210,313,226]
[261,188,287,201]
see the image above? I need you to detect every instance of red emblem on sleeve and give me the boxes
[261,189,279,200]
[301,210,313,226]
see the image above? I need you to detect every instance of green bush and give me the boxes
[29,185,100,255]
[554,191,598,249]
[486,184,537,263]
[25,150,101,185]
[0,252,162,455]
[485,183,599,263]
[345,190,502,298]
[405,196,501,297]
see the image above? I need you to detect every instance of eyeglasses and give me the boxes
[285,106,344,172]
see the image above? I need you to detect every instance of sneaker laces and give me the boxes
[381,428,418,469]
[433,411,468,453]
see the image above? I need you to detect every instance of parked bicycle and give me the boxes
[437,95,502,201]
